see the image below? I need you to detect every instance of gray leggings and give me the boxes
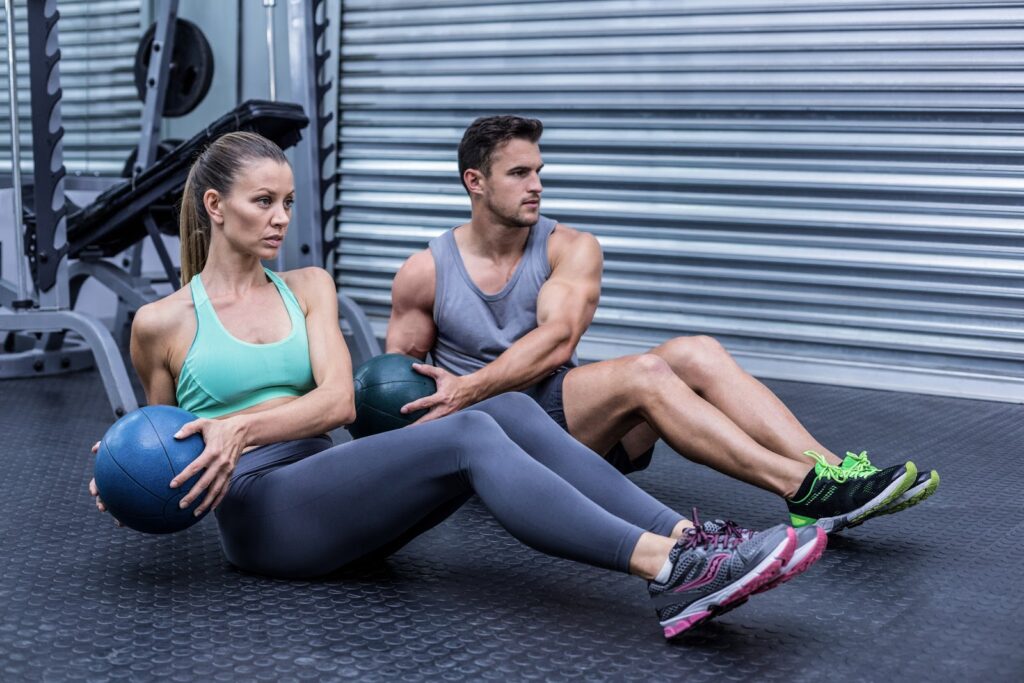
[215,392,684,578]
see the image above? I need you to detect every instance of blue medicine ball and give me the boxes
[93,405,208,534]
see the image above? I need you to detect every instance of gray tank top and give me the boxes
[428,215,578,377]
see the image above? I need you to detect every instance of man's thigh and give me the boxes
[561,358,659,462]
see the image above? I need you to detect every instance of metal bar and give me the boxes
[2,0,29,306]
[284,0,324,270]
[0,310,138,416]
[338,292,381,368]
[142,214,178,285]
[134,0,178,175]
[265,0,277,101]
[24,0,68,302]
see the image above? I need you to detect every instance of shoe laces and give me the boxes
[844,450,880,477]
[683,508,744,550]
[803,450,849,483]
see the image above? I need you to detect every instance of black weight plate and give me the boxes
[134,18,215,118]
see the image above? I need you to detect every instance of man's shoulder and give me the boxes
[402,248,437,279]
[547,222,602,270]
[392,248,437,309]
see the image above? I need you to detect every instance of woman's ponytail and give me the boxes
[178,165,209,286]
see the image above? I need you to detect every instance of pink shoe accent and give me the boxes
[754,526,827,595]
[671,553,729,592]
[663,609,713,638]
[661,528,797,639]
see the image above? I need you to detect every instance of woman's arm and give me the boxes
[172,267,356,514]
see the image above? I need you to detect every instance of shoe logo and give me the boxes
[673,553,729,592]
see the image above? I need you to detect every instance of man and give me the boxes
[385,115,939,533]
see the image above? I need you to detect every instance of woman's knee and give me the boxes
[443,410,506,447]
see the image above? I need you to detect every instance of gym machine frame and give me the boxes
[0,0,137,417]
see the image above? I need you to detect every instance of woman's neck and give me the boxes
[198,244,268,296]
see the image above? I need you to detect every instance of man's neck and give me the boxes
[459,212,533,262]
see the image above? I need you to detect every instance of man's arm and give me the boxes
[397,225,602,423]
[463,226,601,395]
[386,249,438,361]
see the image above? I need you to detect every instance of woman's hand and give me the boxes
[89,441,122,527]
[170,416,249,516]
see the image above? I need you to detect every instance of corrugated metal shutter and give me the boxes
[334,0,1024,402]
[1,0,141,176]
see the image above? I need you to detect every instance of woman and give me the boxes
[88,132,824,639]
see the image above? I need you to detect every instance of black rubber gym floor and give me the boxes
[2,369,1021,682]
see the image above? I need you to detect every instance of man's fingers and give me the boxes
[410,363,444,379]
[91,441,100,455]
[410,405,449,426]
[88,478,98,496]
[400,392,441,414]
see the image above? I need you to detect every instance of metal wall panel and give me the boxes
[1,0,141,176]
[335,0,1024,402]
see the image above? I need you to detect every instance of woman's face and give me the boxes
[212,158,295,260]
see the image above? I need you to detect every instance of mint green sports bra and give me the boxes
[176,268,316,418]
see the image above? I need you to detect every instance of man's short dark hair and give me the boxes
[458,115,544,192]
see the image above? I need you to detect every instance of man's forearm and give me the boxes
[462,324,574,402]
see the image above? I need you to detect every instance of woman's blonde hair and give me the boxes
[179,131,289,286]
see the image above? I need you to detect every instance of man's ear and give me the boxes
[204,189,224,225]
[464,168,486,196]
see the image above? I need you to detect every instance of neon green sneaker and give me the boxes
[841,451,940,526]
[786,450,916,533]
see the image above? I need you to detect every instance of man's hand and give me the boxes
[401,364,478,425]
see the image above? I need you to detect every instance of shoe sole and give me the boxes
[847,470,939,528]
[801,461,918,534]
[753,526,827,594]
[661,528,796,639]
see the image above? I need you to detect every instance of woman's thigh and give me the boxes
[217,417,479,578]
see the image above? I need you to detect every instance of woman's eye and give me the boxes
[257,197,271,207]
[284,198,294,209]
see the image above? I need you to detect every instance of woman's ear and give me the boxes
[204,189,224,225]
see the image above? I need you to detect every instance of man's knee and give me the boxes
[661,335,731,383]
[625,353,675,390]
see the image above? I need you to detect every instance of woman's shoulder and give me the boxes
[133,285,194,339]
[278,267,336,303]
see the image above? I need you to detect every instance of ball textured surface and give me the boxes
[349,354,437,438]
[93,405,207,534]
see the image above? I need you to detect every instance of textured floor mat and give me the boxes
[1,370,1021,681]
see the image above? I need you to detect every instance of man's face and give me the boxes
[472,138,543,228]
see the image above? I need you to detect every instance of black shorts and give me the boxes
[524,367,654,475]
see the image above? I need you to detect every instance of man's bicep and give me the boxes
[537,233,602,335]
[386,252,437,359]
[387,305,436,359]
